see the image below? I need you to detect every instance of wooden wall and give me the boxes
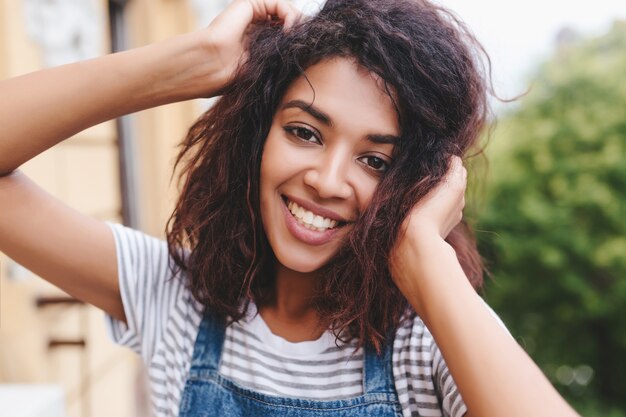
[0,1,206,416]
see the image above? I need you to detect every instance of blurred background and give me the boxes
[0,0,624,416]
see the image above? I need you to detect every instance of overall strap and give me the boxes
[363,340,396,395]
[189,310,226,372]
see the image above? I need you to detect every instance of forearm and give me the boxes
[404,241,579,417]
[0,32,217,175]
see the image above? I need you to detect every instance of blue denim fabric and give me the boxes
[179,311,403,417]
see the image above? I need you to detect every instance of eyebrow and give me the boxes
[281,99,400,145]
[282,100,333,126]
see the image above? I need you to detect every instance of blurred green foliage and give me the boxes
[476,21,626,416]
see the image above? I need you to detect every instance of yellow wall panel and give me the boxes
[1,0,205,415]
[3,0,42,77]
[59,143,122,218]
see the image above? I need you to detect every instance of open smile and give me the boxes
[280,196,350,245]
[287,199,339,231]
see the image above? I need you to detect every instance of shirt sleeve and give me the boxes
[431,338,467,417]
[393,314,467,417]
[104,222,186,365]
[394,301,511,417]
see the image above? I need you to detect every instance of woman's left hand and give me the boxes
[198,0,302,97]
[389,156,467,314]
[389,157,581,417]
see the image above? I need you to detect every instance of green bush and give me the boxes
[477,21,626,416]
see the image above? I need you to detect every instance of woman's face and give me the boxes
[260,57,400,273]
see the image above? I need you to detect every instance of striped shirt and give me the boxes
[105,223,469,417]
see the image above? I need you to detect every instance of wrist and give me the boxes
[392,232,454,312]
[135,32,225,105]
[410,242,476,325]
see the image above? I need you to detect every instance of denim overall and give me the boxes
[179,311,403,417]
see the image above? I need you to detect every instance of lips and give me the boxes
[281,196,348,246]
[287,199,339,231]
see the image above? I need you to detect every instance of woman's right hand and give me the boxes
[0,0,300,323]
[0,0,302,174]
[189,0,302,97]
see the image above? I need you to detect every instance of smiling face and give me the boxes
[259,57,400,273]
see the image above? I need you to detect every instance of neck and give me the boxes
[258,263,326,342]
[273,264,318,316]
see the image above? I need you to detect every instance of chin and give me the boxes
[272,249,333,274]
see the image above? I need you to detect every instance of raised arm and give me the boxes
[0,0,300,322]
[390,157,580,417]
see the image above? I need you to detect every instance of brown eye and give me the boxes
[359,155,389,173]
[296,127,314,140]
[284,126,321,144]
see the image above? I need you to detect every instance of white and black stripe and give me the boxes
[105,223,469,417]
[220,323,364,400]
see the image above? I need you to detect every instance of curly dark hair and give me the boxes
[167,0,491,352]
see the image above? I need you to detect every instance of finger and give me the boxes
[449,155,463,177]
[210,1,255,38]
[447,156,467,191]
[276,1,303,29]
[252,0,303,29]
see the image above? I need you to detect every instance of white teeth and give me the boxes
[286,199,340,231]
[313,215,325,228]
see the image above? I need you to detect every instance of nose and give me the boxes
[303,149,353,200]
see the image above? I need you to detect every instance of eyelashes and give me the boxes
[282,125,391,174]
[283,125,321,144]
[359,155,388,173]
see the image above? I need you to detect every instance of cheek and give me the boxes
[354,178,379,214]
[259,128,298,217]
[260,128,311,189]
[259,130,282,189]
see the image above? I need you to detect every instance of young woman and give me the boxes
[0,0,580,416]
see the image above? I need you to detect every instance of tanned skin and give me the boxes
[0,1,579,416]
